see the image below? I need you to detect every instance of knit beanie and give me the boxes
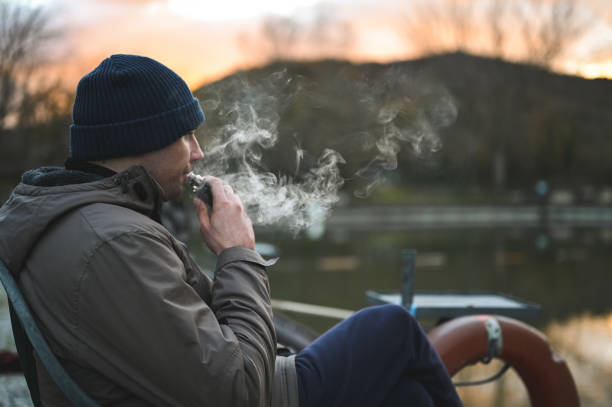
[69,54,205,160]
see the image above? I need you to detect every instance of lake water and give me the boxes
[251,217,612,406]
[1,208,611,406]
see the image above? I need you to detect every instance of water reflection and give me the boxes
[259,226,611,331]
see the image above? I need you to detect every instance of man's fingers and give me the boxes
[193,181,255,254]
[206,177,227,202]
[194,198,210,225]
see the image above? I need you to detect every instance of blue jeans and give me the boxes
[295,305,463,407]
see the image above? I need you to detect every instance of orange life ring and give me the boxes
[427,315,579,407]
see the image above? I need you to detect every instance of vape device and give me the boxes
[186,172,213,212]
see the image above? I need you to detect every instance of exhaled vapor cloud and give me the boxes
[193,66,457,235]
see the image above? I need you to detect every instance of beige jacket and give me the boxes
[0,165,298,407]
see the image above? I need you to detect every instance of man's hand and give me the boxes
[193,177,255,255]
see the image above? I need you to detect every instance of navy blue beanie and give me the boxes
[70,54,205,160]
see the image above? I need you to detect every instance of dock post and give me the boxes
[401,249,416,308]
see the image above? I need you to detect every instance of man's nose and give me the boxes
[190,136,204,161]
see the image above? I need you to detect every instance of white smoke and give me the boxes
[193,66,457,235]
[350,68,458,197]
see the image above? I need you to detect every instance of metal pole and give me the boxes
[401,249,416,308]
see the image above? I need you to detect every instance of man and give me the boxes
[0,54,462,406]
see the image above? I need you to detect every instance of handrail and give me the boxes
[0,259,101,407]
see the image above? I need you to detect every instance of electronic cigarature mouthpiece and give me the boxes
[187,172,213,212]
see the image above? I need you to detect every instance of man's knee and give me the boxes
[367,304,417,331]
[375,304,434,353]
[380,303,413,319]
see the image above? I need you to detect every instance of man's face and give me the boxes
[142,132,204,200]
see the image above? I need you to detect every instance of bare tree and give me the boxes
[487,0,507,59]
[446,0,475,51]
[402,0,590,69]
[238,7,355,64]
[307,3,355,58]
[519,0,589,68]
[0,1,72,175]
[403,2,443,55]
[403,0,476,56]
[260,15,300,61]
[237,15,301,63]
[0,0,64,130]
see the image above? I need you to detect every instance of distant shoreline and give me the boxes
[326,205,612,230]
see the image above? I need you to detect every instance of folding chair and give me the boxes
[0,258,100,406]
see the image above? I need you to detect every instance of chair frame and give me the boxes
[0,258,100,406]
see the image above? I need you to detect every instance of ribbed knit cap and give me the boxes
[70,54,205,160]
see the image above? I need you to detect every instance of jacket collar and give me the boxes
[112,165,165,223]
[20,164,165,222]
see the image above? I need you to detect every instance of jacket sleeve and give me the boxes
[212,247,277,405]
[75,230,276,407]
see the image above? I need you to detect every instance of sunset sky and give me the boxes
[21,0,612,89]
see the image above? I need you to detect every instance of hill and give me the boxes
[194,52,612,204]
